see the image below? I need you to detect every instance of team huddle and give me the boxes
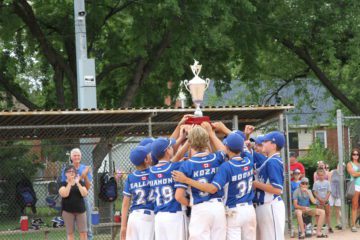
[120,115,286,240]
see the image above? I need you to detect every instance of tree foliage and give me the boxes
[0,0,359,115]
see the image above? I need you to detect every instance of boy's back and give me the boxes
[123,169,153,211]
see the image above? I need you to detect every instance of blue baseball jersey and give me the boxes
[175,151,225,205]
[252,151,267,169]
[255,153,284,204]
[212,156,254,207]
[123,169,153,212]
[148,161,182,214]
[61,164,93,182]
[241,149,253,162]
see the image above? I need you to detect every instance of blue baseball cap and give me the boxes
[232,130,246,140]
[151,137,176,159]
[139,137,155,146]
[262,131,285,148]
[130,146,151,166]
[255,135,265,145]
[223,132,244,153]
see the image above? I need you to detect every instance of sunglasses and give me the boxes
[66,170,75,173]
[301,182,308,185]
[352,153,359,156]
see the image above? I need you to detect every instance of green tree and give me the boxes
[0,0,360,116]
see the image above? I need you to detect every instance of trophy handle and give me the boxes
[183,80,190,92]
[205,78,210,90]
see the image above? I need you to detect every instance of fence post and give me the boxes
[232,115,238,130]
[279,113,291,235]
[337,109,347,228]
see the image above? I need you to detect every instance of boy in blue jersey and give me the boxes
[174,124,226,240]
[251,135,267,169]
[173,131,257,240]
[252,131,285,240]
[121,145,154,240]
[149,137,189,240]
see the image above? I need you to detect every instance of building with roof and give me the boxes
[202,80,349,156]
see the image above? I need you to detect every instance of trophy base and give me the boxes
[185,116,210,125]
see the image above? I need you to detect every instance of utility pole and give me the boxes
[74,0,97,232]
[74,0,97,108]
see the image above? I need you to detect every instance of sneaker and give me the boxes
[351,226,357,232]
[335,225,342,230]
[328,228,334,233]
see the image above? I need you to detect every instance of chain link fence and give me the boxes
[0,108,290,239]
[0,126,152,239]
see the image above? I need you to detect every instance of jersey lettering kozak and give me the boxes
[175,151,226,205]
[255,153,284,204]
[148,161,183,213]
[212,157,254,207]
[123,169,154,212]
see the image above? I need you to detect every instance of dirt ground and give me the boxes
[285,228,359,240]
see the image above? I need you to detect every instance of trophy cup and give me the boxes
[183,60,211,125]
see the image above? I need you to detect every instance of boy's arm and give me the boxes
[172,171,218,194]
[201,122,226,152]
[170,115,192,140]
[325,182,331,201]
[307,189,317,204]
[120,196,131,240]
[172,141,190,162]
[175,188,189,206]
[253,181,282,195]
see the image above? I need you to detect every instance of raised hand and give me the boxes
[201,121,213,133]
[75,175,80,185]
[244,125,255,135]
[178,114,194,126]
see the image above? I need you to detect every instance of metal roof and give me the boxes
[0,105,293,140]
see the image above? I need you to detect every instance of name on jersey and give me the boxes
[231,169,254,182]
[149,177,173,187]
[130,181,148,189]
[193,167,218,178]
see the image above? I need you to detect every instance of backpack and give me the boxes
[98,161,118,202]
[16,178,37,214]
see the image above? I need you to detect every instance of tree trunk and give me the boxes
[13,0,77,107]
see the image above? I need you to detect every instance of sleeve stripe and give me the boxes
[123,191,131,196]
[174,183,188,189]
[212,181,222,190]
[271,183,283,189]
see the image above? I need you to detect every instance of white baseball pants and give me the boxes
[126,210,155,240]
[226,203,256,240]
[155,211,187,240]
[255,199,285,240]
[189,199,226,240]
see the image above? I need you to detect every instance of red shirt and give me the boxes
[290,162,306,180]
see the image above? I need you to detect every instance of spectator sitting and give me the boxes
[290,152,305,180]
[313,168,333,233]
[293,177,326,239]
